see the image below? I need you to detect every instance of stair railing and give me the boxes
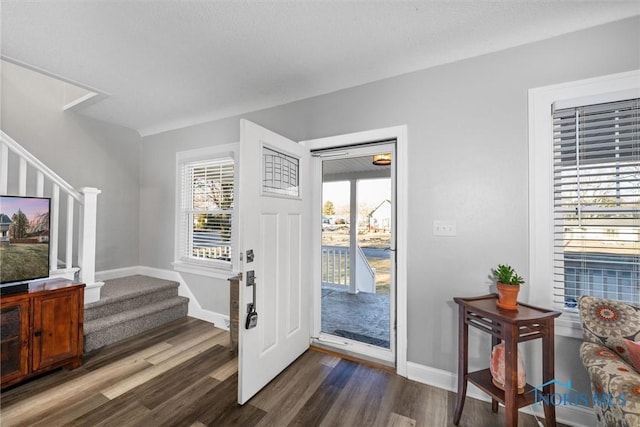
[0,130,103,303]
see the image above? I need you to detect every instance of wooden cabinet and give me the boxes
[0,296,30,386]
[1,279,84,390]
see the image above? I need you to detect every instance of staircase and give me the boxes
[84,275,189,353]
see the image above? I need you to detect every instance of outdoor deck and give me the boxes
[321,284,390,348]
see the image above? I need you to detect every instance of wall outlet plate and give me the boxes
[433,220,457,236]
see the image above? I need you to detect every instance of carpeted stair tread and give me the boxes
[83,275,189,353]
[84,297,188,353]
[85,275,179,308]
[84,296,188,334]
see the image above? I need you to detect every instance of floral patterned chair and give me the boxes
[579,295,640,427]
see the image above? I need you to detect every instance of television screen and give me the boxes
[0,196,51,285]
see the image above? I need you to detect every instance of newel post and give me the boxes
[79,187,104,304]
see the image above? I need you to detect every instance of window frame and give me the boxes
[528,70,640,338]
[173,143,239,279]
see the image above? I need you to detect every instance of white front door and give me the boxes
[237,119,311,405]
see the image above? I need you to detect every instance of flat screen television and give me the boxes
[0,195,51,293]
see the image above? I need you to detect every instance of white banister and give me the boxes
[50,184,60,269]
[36,171,44,197]
[78,187,103,303]
[66,194,74,269]
[0,143,7,193]
[0,131,82,201]
[1,130,103,304]
[321,244,376,293]
[19,158,27,196]
[355,245,376,293]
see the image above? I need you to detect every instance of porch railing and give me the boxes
[1,130,103,304]
[321,245,376,293]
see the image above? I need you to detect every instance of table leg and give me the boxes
[491,336,500,413]
[542,320,557,427]
[453,306,468,425]
[504,325,518,427]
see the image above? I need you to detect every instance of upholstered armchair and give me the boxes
[579,295,640,427]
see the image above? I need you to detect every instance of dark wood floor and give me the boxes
[1,317,562,426]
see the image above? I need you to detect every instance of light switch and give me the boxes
[433,220,457,236]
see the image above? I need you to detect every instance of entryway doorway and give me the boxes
[313,141,396,363]
[302,125,408,375]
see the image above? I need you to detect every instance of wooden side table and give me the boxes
[453,294,561,427]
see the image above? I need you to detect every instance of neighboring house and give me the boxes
[368,200,391,232]
[0,213,11,243]
[35,230,49,243]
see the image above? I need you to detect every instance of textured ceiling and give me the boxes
[1,1,639,136]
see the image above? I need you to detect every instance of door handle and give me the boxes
[245,270,258,329]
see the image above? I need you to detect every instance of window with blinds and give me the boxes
[178,158,234,266]
[552,98,639,307]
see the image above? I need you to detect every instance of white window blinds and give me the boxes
[552,98,640,307]
[179,158,234,264]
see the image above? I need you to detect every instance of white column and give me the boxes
[50,184,60,271]
[65,194,74,268]
[18,158,27,196]
[348,179,358,294]
[36,171,45,197]
[79,187,103,303]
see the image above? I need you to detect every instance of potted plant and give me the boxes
[491,264,524,310]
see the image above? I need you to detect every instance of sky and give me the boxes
[0,196,49,222]
[323,178,391,210]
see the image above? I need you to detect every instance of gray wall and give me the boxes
[140,15,640,397]
[1,60,141,271]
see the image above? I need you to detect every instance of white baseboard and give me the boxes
[406,362,596,427]
[95,266,141,281]
[95,265,230,331]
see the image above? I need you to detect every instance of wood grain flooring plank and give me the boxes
[163,317,221,347]
[319,354,341,368]
[145,327,222,365]
[319,363,374,427]
[391,377,442,427]
[0,363,87,406]
[419,381,450,427]
[444,390,544,427]
[4,393,109,427]
[101,335,224,399]
[252,352,334,426]
[209,357,238,382]
[387,412,417,427]
[193,373,267,427]
[81,316,199,370]
[0,343,168,426]
[149,373,238,427]
[324,364,397,427]
[129,344,233,410]
[64,393,153,427]
[250,351,326,411]
[287,359,358,426]
[147,376,222,427]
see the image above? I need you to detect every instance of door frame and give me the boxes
[301,125,408,377]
